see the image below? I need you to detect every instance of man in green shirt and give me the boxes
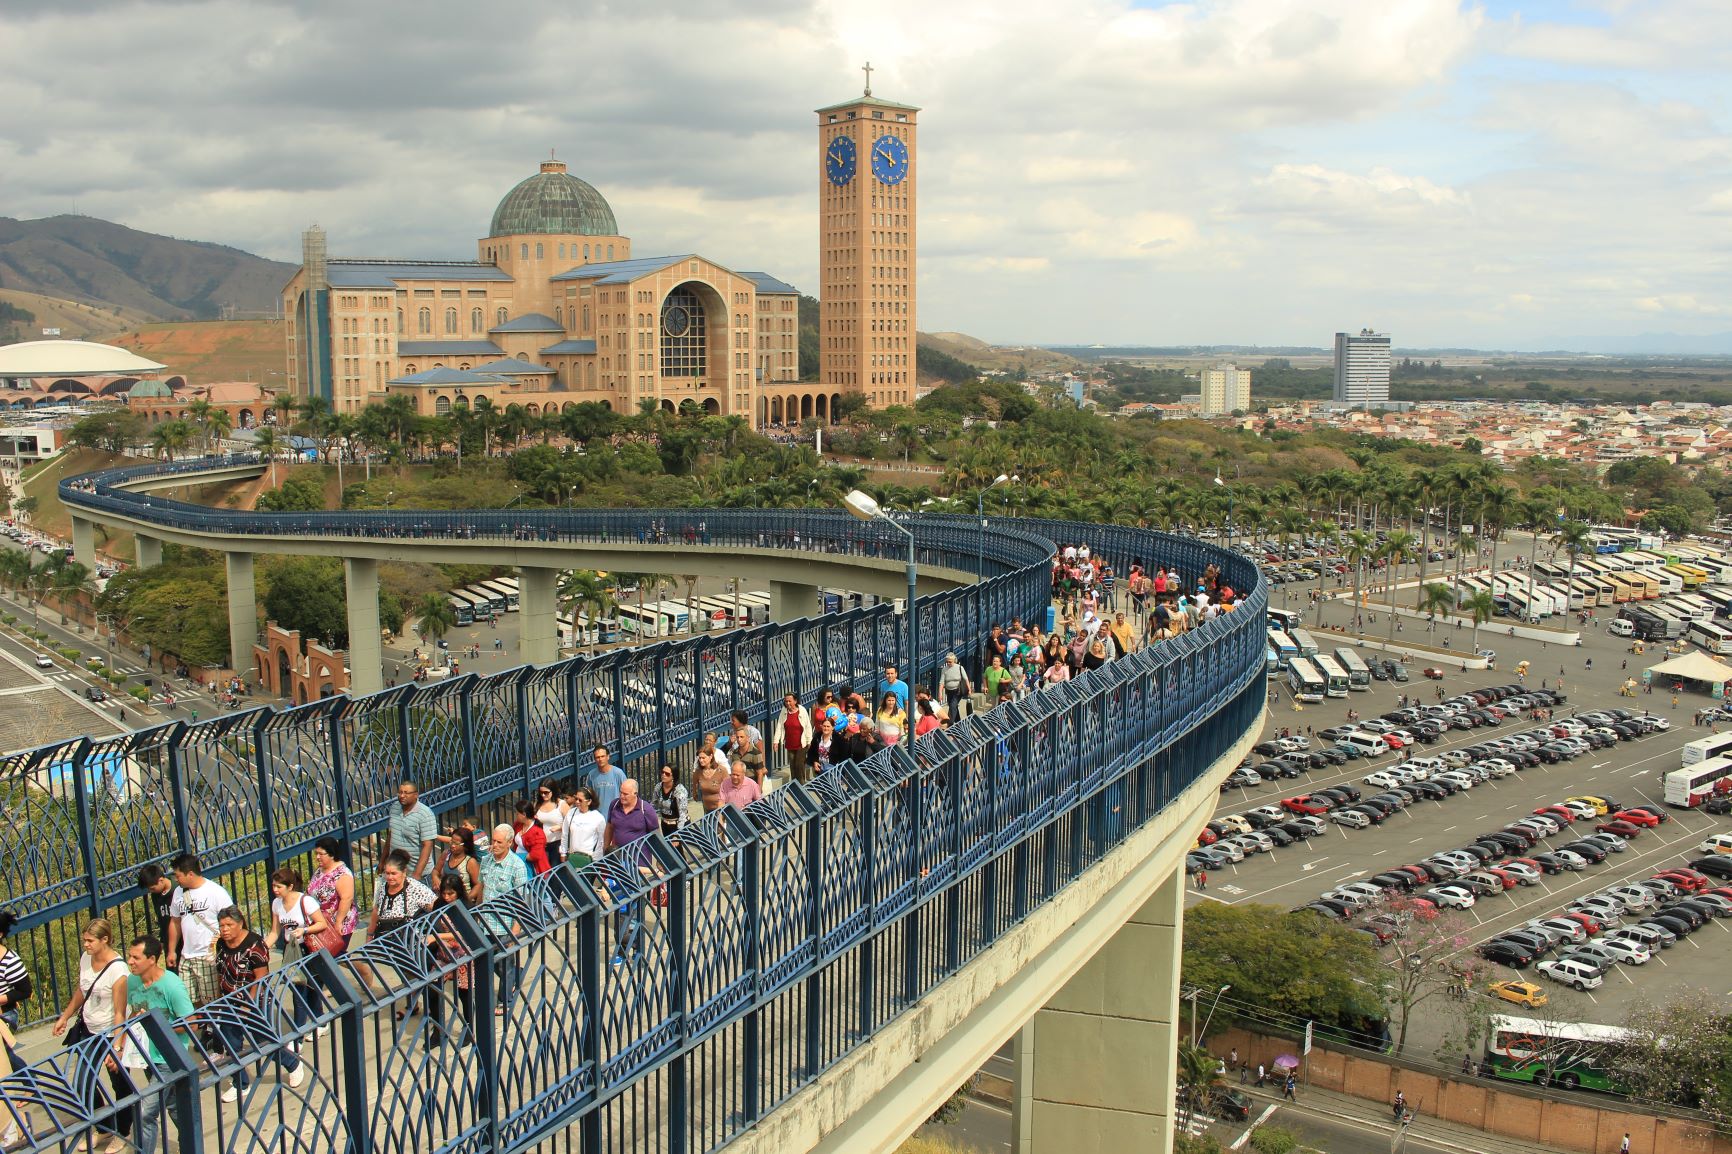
[124,935,194,1154]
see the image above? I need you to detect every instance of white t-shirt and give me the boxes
[169,878,235,960]
[271,892,319,942]
[79,953,127,1031]
[563,809,606,858]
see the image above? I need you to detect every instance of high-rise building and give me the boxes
[818,67,918,410]
[1198,362,1250,417]
[1333,329,1391,408]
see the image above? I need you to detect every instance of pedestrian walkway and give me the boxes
[1240,1082,1577,1154]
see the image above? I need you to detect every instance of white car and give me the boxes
[1600,885,1656,913]
[1499,861,1543,885]
[1398,763,1432,782]
[1645,717,1672,732]
[1437,771,1476,791]
[1525,917,1587,944]
[1332,809,1372,829]
[1235,832,1276,855]
[1424,885,1476,910]
[1322,887,1377,909]
[33,654,53,669]
[1587,937,1651,965]
[1333,881,1387,904]
[1536,958,1604,991]
[1522,814,1562,836]
[1482,760,1517,779]
[1246,805,1286,823]
[1558,800,1599,820]
[1212,840,1246,863]
[1364,771,1405,789]
[1359,720,1396,734]
[1552,850,1591,870]
[1441,750,1473,768]
[1608,619,1635,637]
[1277,736,1311,753]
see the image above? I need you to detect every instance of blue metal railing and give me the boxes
[0,457,1268,1154]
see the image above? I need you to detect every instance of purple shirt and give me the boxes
[607,798,659,850]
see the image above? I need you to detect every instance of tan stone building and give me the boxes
[818,79,919,410]
[281,160,809,425]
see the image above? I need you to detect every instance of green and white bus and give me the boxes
[1286,657,1327,703]
[1333,647,1371,691]
[1312,652,1351,698]
[1484,1015,1632,1093]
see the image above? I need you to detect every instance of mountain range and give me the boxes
[0,215,293,321]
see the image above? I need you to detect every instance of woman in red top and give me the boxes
[513,802,551,874]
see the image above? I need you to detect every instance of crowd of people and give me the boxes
[0,538,1241,1151]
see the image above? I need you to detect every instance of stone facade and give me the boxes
[252,621,347,705]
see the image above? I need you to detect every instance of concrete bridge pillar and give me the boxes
[70,516,96,570]
[224,551,256,676]
[518,566,560,666]
[1012,868,1186,1154]
[135,534,162,568]
[344,557,382,696]
[770,580,820,624]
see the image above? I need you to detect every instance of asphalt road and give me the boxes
[1197,575,1732,1062]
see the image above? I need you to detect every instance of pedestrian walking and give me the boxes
[1621,1134,1631,1153]
[1283,1074,1297,1100]
[1256,1063,1267,1087]
[1195,870,1208,891]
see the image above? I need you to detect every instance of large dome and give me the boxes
[489,160,618,238]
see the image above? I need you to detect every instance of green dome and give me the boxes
[489,161,618,238]
[127,379,173,398]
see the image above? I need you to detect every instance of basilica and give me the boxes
[282,159,818,427]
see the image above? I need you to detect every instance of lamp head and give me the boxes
[1213,473,1225,487]
[844,489,883,523]
[994,473,1009,485]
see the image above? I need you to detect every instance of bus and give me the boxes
[1267,630,1297,668]
[1484,1015,1632,1093]
[615,604,662,638]
[1682,732,1732,767]
[1286,657,1326,703]
[1686,620,1732,655]
[1267,607,1302,634]
[465,585,507,619]
[1288,628,1321,659]
[646,600,691,635]
[736,591,772,626]
[450,588,493,622]
[695,596,741,630]
[1312,653,1351,698]
[1333,647,1371,691]
[1668,563,1707,589]
[1266,645,1279,675]
[478,579,520,612]
[1665,755,1732,808]
[446,594,474,628]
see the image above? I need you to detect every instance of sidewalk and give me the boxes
[1240,1081,1570,1154]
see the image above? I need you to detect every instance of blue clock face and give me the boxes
[825,135,856,187]
[871,133,909,185]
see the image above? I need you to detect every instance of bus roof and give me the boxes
[1489,1015,1633,1045]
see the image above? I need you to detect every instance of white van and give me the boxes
[1608,619,1635,637]
[1699,833,1732,856]
[1537,957,1604,991]
[1341,733,1390,758]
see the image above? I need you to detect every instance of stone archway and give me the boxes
[816,394,828,421]
[276,645,292,696]
[831,393,843,422]
[800,394,814,421]
[770,396,783,424]
[702,398,719,415]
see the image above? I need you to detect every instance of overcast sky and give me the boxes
[1,0,1728,350]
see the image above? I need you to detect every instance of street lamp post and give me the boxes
[845,489,919,694]
[976,474,1018,579]
[1214,471,1233,548]
[1190,982,1231,1048]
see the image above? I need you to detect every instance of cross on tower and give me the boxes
[862,61,873,96]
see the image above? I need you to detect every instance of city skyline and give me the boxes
[1,0,1728,352]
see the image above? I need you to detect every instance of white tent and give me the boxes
[0,339,165,377]
[1645,651,1732,684]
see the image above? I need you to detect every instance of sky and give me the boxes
[1,0,1729,351]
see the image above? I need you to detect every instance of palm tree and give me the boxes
[252,426,281,487]
[1344,529,1375,634]
[415,592,456,644]
[1552,520,1593,620]
[1523,495,1556,617]
[150,420,194,462]
[1421,582,1456,624]
[270,391,300,431]
[205,407,233,454]
[559,570,616,652]
[1175,1042,1225,1130]
[50,560,93,632]
[1464,590,1496,654]
[1312,522,1337,626]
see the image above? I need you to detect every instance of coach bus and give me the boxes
[1682,732,1732,767]
[1665,755,1732,808]
[1484,1015,1632,1093]
[1267,630,1297,668]
[1286,657,1327,703]
[1334,647,1371,691]
[446,594,475,628]
[1686,619,1732,655]
[449,589,492,622]
[464,585,507,619]
[479,578,520,611]
[1288,628,1321,659]
[1312,653,1351,698]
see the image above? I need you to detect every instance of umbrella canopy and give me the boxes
[1273,1054,1300,1069]
[1646,651,1731,685]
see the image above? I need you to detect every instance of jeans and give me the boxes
[133,1067,166,1154]
[215,1020,301,1090]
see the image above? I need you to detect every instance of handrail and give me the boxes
[0,454,1270,1154]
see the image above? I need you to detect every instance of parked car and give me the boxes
[1487,979,1548,1007]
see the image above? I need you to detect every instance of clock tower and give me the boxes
[818,67,919,413]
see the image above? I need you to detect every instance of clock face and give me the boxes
[663,304,691,337]
[825,135,856,187]
[871,133,909,186]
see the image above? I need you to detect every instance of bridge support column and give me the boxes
[135,534,162,568]
[770,580,819,624]
[344,558,382,696]
[518,566,560,666]
[1012,869,1185,1154]
[224,551,256,676]
[71,516,96,570]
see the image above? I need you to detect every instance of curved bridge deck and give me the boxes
[0,458,1267,1154]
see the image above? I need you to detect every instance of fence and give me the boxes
[0,457,1269,1154]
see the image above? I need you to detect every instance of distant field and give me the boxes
[0,289,155,340]
[108,319,283,386]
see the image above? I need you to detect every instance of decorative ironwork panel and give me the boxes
[470,672,521,798]
[257,700,343,856]
[334,688,412,835]
[174,712,268,875]
[677,808,755,1033]
[0,738,94,917]
[589,841,680,1082]
[87,725,179,903]
[403,675,472,813]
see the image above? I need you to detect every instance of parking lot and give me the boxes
[1190,600,1732,1056]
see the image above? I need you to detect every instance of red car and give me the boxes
[1383,733,1406,750]
[1423,667,1445,680]
[1482,868,1520,890]
[1398,865,1432,883]
[1558,911,1603,935]
[1654,870,1710,894]
[1611,810,1661,828]
[1195,827,1218,846]
[1595,820,1643,839]
[1534,805,1575,824]
[1282,795,1334,815]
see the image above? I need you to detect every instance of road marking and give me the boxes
[1230,1104,1280,1150]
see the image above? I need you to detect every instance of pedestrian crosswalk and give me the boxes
[1179,1111,1212,1136]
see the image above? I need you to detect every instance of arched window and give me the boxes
[418,308,431,334]
[555,306,563,327]
[559,243,566,259]
[444,307,457,334]
[607,244,614,260]
[535,242,544,259]
[583,244,590,260]
[520,243,529,259]
[396,308,404,334]
[434,396,451,416]
[496,307,508,326]
[470,307,483,333]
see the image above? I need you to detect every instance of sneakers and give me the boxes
[220,1085,239,1103]
[315,1024,330,1038]
[287,1064,306,1090]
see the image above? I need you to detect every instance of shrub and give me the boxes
[1248,1125,1301,1154]
[129,685,150,703]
